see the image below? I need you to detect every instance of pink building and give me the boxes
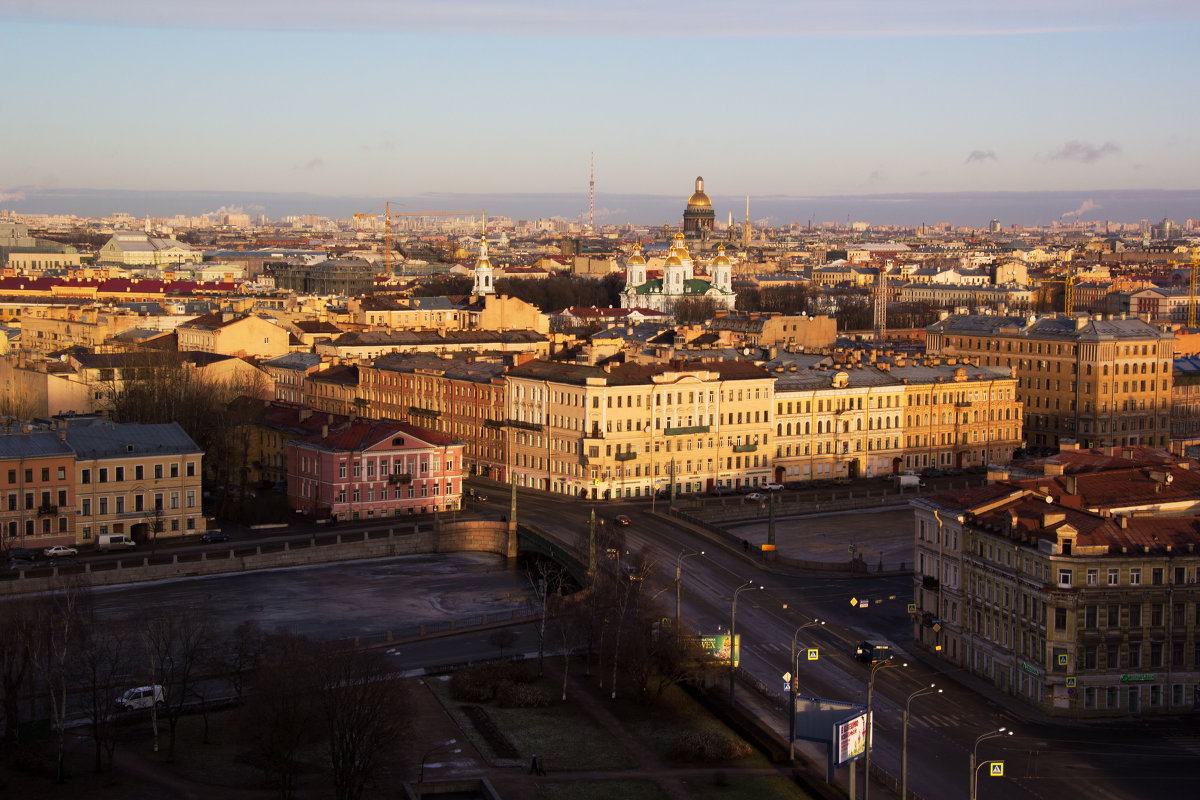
[287,420,463,521]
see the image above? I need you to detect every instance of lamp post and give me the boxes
[729,579,764,705]
[668,458,677,511]
[674,549,705,635]
[864,658,905,800]
[902,683,941,800]
[419,738,458,784]
[969,727,1013,800]
[787,617,824,760]
[507,425,517,531]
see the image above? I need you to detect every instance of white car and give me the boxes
[43,545,78,559]
[115,685,165,712]
[745,492,767,501]
[765,482,784,491]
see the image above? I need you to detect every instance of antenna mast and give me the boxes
[589,152,595,232]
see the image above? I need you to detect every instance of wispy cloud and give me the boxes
[295,157,325,171]
[867,170,887,185]
[964,149,997,164]
[0,189,26,203]
[6,1,1197,37]
[1046,140,1121,164]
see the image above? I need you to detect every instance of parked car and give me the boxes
[832,477,851,486]
[921,468,945,478]
[614,514,631,526]
[745,492,766,502]
[114,685,164,712]
[4,547,36,561]
[764,482,784,491]
[43,545,78,559]
[465,488,488,502]
[707,485,730,496]
[8,558,38,570]
[854,641,894,665]
[200,530,230,543]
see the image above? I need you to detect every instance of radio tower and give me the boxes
[588,152,595,232]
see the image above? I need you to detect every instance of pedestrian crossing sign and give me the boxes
[989,761,1004,777]
[1066,676,1077,688]
[807,648,819,661]
[907,603,917,614]
[1057,654,1069,667]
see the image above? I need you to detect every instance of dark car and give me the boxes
[200,530,230,543]
[921,468,945,478]
[8,558,38,570]
[855,640,894,665]
[4,547,36,561]
[613,514,631,526]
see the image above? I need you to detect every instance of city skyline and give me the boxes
[3,1,1199,214]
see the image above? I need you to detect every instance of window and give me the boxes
[82,469,91,485]
[1086,569,1098,586]
[1108,568,1119,585]
[1107,605,1120,627]
[186,462,195,477]
[1129,568,1141,586]
[115,466,125,482]
[1129,604,1142,627]
[1054,607,1068,631]
[170,463,179,478]
[154,464,163,480]
[1058,569,1073,587]
[99,468,108,483]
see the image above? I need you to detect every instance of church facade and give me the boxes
[619,233,736,314]
[682,176,716,236]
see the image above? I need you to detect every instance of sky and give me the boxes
[2,1,1198,224]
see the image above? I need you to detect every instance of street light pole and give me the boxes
[969,727,1013,800]
[787,618,824,761]
[674,549,705,635]
[864,658,905,800]
[902,684,941,800]
[729,579,764,705]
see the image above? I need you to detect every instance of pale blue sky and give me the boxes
[2,1,1198,211]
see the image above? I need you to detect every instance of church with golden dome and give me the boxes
[619,233,736,314]
[682,176,716,236]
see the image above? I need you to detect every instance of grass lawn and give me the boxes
[426,673,639,771]
[683,774,818,800]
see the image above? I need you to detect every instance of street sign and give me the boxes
[783,671,792,683]
[808,648,819,661]
[990,761,1004,777]
[1057,654,1069,667]
[906,603,917,614]
[1066,676,1077,688]
[850,597,858,607]
[848,545,856,554]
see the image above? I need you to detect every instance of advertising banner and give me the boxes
[835,711,869,766]
[697,634,740,667]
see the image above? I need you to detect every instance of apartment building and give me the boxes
[357,353,507,479]
[261,353,324,405]
[769,353,1022,481]
[926,311,1174,452]
[912,459,1200,717]
[63,420,205,544]
[176,312,295,359]
[286,419,463,521]
[0,428,76,549]
[504,359,775,500]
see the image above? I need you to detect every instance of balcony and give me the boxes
[503,418,544,433]
[37,504,59,516]
[664,425,709,436]
[388,473,413,485]
[408,406,440,420]
[614,452,637,462]
[731,444,757,453]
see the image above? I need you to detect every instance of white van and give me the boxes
[115,685,164,711]
[97,533,136,552]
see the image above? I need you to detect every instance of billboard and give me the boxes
[835,711,869,766]
[697,634,740,667]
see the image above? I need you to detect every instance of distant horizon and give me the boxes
[5,186,1200,231]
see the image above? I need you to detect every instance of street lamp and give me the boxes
[864,658,905,800]
[674,549,705,634]
[786,617,824,760]
[729,579,764,705]
[902,683,941,800]
[969,727,1013,800]
[419,738,458,784]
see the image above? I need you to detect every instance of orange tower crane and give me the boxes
[353,204,487,278]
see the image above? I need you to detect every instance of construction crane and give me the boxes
[353,203,487,278]
[1189,248,1199,328]
[1037,265,1076,315]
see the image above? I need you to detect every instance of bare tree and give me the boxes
[486,629,518,660]
[239,629,320,800]
[143,609,214,761]
[23,579,90,783]
[78,620,127,773]
[222,619,266,704]
[526,560,568,678]
[311,644,409,800]
[0,597,38,758]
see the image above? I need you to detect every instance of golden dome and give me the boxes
[665,255,683,266]
[687,191,711,207]
[627,251,646,266]
[712,246,731,266]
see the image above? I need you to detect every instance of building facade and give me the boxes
[926,312,1174,452]
[0,428,76,549]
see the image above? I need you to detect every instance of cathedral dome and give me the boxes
[664,255,683,266]
[682,176,716,235]
[712,245,731,266]
[627,248,646,266]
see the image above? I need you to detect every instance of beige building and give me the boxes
[913,457,1200,716]
[6,252,81,273]
[504,359,775,500]
[98,232,201,267]
[18,303,190,355]
[926,312,1174,452]
[63,420,206,544]
[770,353,1023,482]
[708,312,836,350]
[176,312,295,358]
